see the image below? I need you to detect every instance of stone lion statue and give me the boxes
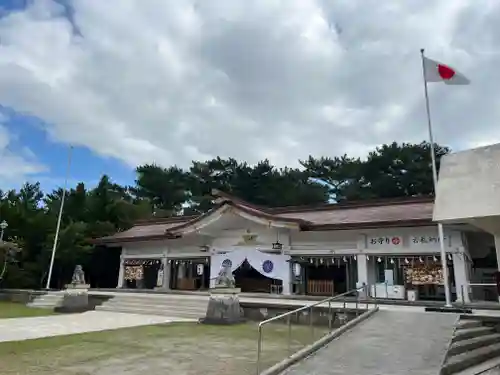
[215,263,235,288]
[71,265,86,285]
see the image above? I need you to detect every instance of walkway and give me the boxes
[0,311,193,343]
[282,310,457,375]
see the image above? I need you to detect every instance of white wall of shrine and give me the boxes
[117,221,475,299]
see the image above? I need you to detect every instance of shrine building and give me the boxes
[95,189,499,303]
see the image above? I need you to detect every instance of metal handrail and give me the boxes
[256,284,374,374]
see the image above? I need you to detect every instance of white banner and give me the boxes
[210,248,291,294]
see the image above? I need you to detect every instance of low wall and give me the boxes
[0,289,112,312]
[0,289,45,303]
[241,302,364,327]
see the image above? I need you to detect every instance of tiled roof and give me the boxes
[94,194,435,244]
[279,201,434,227]
[97,222,181,243]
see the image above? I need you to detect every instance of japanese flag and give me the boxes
[423,56,470,85]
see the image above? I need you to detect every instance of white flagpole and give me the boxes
[420,48,452,307]
[45,145,73,289]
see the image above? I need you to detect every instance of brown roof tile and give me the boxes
[97,222,181,243]
[280,201,434,226]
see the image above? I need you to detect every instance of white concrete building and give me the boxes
[96,190,497,303]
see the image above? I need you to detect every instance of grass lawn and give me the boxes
[0,321,328,375]
[0,302,56,319]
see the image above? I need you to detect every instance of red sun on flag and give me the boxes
[391,237,401,245]
[437,64,455,80]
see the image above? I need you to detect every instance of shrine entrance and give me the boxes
[233,259,282,293]
[210,248,291,294]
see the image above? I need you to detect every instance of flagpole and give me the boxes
[420,48,452,308]
[45,145,73,290]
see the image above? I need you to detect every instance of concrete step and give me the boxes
[103,299,207,309]
[448,333,500,357]
[453,356,500,375]
[25,304,55,309]
[26,293,65,309]
[104,295,208,303]
[104,302,206,314]
[106,296,209,305]
[441,342,500,375]
[95,305,204,318]
[453,327,497,343]
[457,320,484,330]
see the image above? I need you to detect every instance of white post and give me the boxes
[494,235,500,302]
[356,254,376,297]
[452,253,470,303]
[162,257,171,290]
[117,256,124,288]
[46,145,73,289]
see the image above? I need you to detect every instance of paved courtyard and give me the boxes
[0,311,193,342]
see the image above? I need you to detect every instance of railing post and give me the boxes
[373,284,377,307]
[287,313,292,355]
[355,291,359,316]
[257,324,262,375]
[365,284,369,310]
[310,306,314,340]
[328,300,332,330]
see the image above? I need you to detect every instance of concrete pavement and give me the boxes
[282,310,457,375]
[0,311,194,343]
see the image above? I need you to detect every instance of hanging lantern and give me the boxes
[377,257,382,263]
[404,258,409,264]
[433,255,438,262]
[342,256,347,262]
[353,255,357,260]
[309,258,313,264]
[319,258,324,264]
[293,263,301,277]
[175,260,179,265]
[367,255,370,260]
[419,257,423,263]
[447,253,452,261]
[390,258,394,264]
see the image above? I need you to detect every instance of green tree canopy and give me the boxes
[0,141,448,289]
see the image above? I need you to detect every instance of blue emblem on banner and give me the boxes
[262,260,274,273]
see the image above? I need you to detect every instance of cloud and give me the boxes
[0,111,47,188]
[0,0,499,170]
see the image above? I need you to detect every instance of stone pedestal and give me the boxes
[58,284,90,313]
[200,287,244,325]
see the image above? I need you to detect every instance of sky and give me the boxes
[0,0,499,193]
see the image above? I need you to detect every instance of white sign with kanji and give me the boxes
[410,235,448,246]
[367,235,403,247]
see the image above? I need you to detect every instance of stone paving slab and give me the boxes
[0,311,195,343]
[282,310,457,375]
